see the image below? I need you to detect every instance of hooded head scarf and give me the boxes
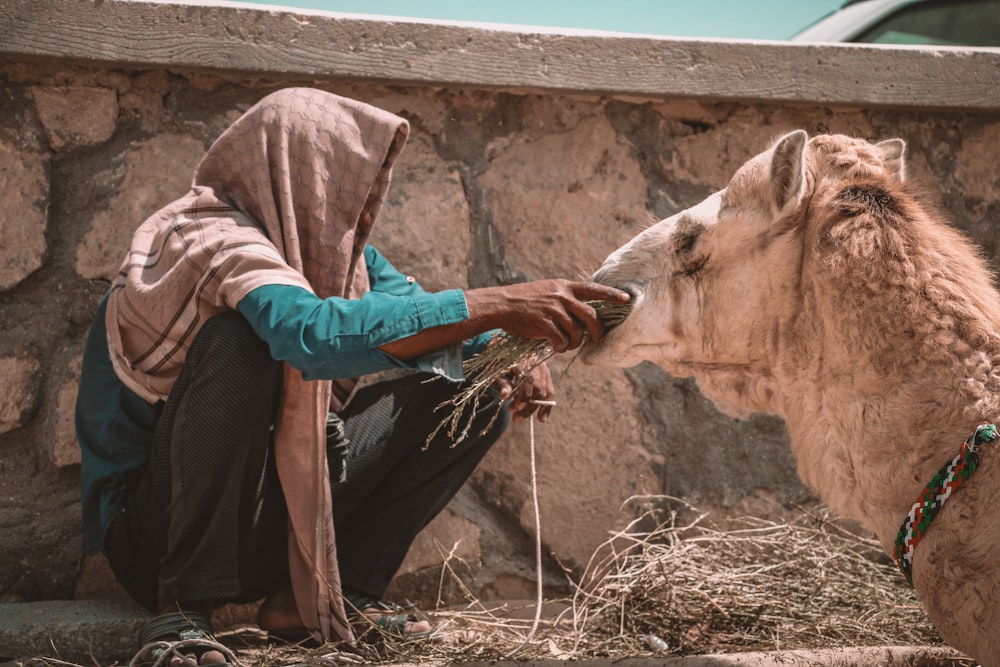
[105,87,410,642]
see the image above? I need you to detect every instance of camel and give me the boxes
[583,130,1000,666]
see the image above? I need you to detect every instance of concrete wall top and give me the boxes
[2,0,999,112]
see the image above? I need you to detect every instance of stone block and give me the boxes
[398,507,482,576]
[0,139,48,290]
[475,363,649,571]
[31,86,118,151]
[480,114,647,280]
[75,133,204,281]
[0,355,41,436]
[0,599,151,664]
[371,132,473,291]
[956,120,1000,203]
[50,353,83,467]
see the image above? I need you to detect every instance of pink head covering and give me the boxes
[194,87,407,301]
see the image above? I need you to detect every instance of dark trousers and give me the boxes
[105,311,508,610]
[334,370,508,599]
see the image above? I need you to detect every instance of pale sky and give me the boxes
[235,0,846,40]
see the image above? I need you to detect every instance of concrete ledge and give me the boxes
[466,646,969,666]
[1,0,999,111]
[0,599,151,664]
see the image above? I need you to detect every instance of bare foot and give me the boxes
[257,584,304,632]
[353,602,432,637]
[155,647,226,666]
[197,649,227,665]
[376,614,431,636]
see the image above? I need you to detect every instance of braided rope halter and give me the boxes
[892,422,998,584]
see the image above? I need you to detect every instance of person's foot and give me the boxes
[258,584,300,630]
[137,644,226,667]
[344,591,432,639]
[357,606,432,637]
[134,607,232,666]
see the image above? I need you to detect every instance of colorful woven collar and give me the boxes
[892,422,998,584]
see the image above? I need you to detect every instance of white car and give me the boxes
[790,0,1000,46]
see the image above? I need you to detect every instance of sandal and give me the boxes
[129,611,239,667]
[343,591,433,641]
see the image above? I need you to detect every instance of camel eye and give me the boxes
[671,220,707,277]
[673,231,699,256]
[678,254,709,278]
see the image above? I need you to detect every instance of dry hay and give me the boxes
[224,499,941,666]
[565,498,941,656]
[429,299,633,445]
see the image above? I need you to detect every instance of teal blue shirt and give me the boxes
[76,246,491,554]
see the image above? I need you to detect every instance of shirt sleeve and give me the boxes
[237,282,473,381]
[365,245,494,359]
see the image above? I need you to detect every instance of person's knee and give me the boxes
[196,310,263,354]
[176,312,281,420]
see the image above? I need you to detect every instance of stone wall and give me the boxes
[2,0,999,616]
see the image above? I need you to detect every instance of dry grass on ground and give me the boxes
[213,498,943,667]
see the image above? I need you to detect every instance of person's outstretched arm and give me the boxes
[379,279,630,423]
[379,279,630,359]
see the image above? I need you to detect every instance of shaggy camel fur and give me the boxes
[585,131,1000,666]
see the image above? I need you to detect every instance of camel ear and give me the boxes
[770,130,808,216]
[876,138,906,182]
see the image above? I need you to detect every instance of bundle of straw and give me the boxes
[428,299,633,446]
[568,499,941,656]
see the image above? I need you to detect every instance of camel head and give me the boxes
[585,131,907,415]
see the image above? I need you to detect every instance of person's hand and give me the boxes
[494,357,555,422]
[467,280,630,354]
